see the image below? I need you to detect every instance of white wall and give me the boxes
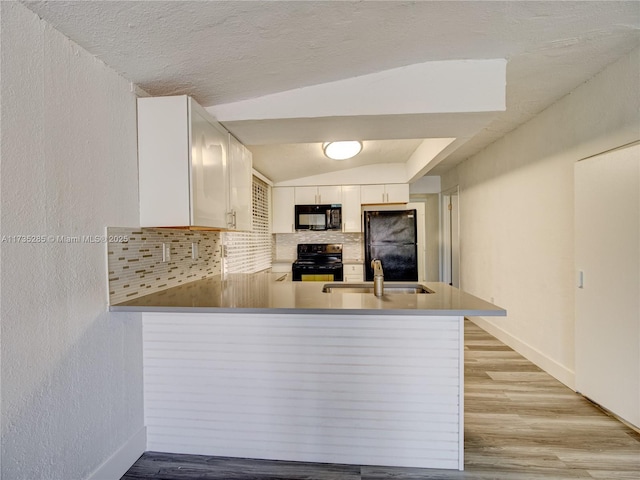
[1,3,144,479]
[410,176,441,194]
[445,46,640,388]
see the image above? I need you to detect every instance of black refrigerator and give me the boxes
[364,209,418,281]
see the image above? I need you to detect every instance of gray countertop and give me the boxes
[110,273,506,317]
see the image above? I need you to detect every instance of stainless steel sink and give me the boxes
[322,283,433,294]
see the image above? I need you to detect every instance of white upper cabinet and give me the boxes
[341,185,362,232]
[294,186,342,205]
[190,103,228,228]
[294,186,318,205]
[228,135,253,231]
[137,95,251,230]
[319,186,343,204]
[360,184,410,204]
[272,187,295,233]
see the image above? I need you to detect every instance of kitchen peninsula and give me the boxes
[112,274,505,471]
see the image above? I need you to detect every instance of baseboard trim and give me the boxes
[581,394,640,433]
[468,317,576,390]
[87,426,146,480]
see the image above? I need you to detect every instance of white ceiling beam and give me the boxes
[219,111,500,146]
[405,138,457,181]
[208,59,506,122]
[275,163,408,187]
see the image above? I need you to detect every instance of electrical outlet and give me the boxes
[191,242,198,260]
[162,243,171,262]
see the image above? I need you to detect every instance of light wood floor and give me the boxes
[121,320,640,479]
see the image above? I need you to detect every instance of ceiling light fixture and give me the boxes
[322,141,363,160]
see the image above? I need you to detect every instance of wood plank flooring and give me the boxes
[121,320,640,479]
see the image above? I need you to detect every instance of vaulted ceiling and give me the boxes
[23,1,640,183]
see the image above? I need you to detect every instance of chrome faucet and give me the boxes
[371,259,384,297]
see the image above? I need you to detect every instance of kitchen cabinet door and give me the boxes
[228,135,253,231]
[318,185,342,204]
[138,96,191,227]
[385,183,410,203]
[361,184,409,204]
[341,185,362,232]
[138,95,228,228]
[343,263,364,282]
[360,185,386,204]
[272,187,295,233]
[295,185,342,204]
[138,95,253,230]
[294,186,318,204]
[190,104,228,228]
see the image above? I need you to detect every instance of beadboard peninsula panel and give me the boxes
[142,313,464,470]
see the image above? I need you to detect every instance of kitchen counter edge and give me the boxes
[109,304,505,316]
[109,274,506,317]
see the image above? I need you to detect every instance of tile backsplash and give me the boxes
[107,227,221,305]
[107,228,363,304]
[273,232,364,262]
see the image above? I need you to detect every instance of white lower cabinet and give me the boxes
[343,263,363,282]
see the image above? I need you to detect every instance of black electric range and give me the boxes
[292,243,343,282]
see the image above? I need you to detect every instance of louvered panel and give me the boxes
[224,176,271,273]
[143,312,464,469]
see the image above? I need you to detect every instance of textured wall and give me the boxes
[453,47,640,388]
[1,3,144,479]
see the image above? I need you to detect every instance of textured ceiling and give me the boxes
[23,1,640,182]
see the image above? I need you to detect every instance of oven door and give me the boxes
[292,262,344,282]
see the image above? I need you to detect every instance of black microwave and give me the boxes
[295,204,342,231]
